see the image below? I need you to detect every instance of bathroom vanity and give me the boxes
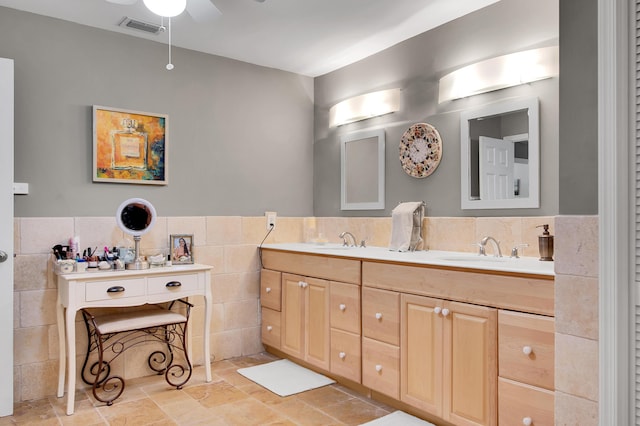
[260,244,554,426]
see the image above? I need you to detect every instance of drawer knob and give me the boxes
[107,286,125,293]
[299,281,308,288]
[522,417,532,426]
[266,287,272,293]
[522,346,533,356]
[441,308,450,317]
[434,307,442,314]
[166,281,182,288]
[375,312,383,320]
[375,364,383,373]
[339,351,346,359]
[266,325,273,332]
[339,303,346,311]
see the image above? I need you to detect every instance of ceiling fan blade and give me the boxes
[186,0,222,23]
[105,0,138,5]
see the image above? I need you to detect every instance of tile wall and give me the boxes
[13,214,568,406]
[554,215,599,424]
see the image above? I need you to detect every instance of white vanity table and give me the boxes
[55,264,213,415]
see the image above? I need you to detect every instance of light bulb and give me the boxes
[143,0,186,17]
[166,63,174,70]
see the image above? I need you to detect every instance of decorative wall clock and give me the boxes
[399,122,442,178]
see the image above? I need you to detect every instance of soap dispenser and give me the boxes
[537,224,554,261]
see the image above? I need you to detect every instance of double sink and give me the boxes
[265,243,554,276]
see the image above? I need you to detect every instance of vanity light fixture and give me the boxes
[142,0,187,70]
[438,45,559,103]
[329,88,401,127]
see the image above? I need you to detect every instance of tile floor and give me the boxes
[0,353,398,425]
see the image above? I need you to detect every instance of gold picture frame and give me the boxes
[93,105,168,185]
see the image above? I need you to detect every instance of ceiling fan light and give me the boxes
[143,0,186,17]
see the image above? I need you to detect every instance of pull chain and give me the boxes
[166,17,174,70]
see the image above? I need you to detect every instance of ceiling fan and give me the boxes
[105,0,222,23]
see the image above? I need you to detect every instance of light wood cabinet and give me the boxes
[329,281,361,382]
[281,273,330,370]
[362,287,400,345]
[401,293,497,426]
[362,336,400,399]
[261,249,555,426]
[498,311,555,425]
[260,269,282,350]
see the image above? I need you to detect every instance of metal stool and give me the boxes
[80,299,193,406]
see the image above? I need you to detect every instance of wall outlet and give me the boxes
[265,211,277,230]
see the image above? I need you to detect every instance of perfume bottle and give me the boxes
[111,118,148,170]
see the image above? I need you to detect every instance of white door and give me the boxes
[479,136,514,200]
[0,58,14,416]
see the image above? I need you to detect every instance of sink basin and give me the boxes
[312,244,354,250]
[437,255,508,263]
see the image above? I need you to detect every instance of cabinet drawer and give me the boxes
[499,310,554,390]
[362,287,400,345]
[85,278,146,302]
[261,250,361,284]
[362,337,399,400]
[330,329,361,383]
[148,274,199,296]
[499,378,554,426]
[330,281,360,334]
[261,307,281,349]
[260,269,282,311]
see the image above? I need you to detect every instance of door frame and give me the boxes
[597,0,631,423]
[0,57,14,417]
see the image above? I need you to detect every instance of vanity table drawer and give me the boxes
[85,278,146,302]
[148,274,199,296]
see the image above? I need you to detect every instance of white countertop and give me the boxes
[260,243,554,276]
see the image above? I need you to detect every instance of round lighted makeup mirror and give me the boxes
[116,198,157,270]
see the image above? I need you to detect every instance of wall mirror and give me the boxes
[460,97,539,210]
[340,129,385,210]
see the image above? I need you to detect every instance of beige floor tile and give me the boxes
[5,353,404,426]
[215,398,287,425]
[184,381,250,408]
[272,398,344,426]
[320,398,389,425]
[98,398,172,425]
[296,386,353,409]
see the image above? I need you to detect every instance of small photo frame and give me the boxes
[170,234,194,264]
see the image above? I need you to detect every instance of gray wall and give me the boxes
[559,0,598,215]
[313,0,560,217]
[1,7,314,217]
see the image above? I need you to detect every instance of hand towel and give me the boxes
[389,201,424,252]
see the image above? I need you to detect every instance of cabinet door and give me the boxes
[281,273,305,359]
[400,293,443,416]
[445,301,497,426]
[305,277,330,370]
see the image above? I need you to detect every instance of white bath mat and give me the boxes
[237,359,335,397]
[360,410,435,426]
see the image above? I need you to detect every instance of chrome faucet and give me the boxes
[339,231,357,247]
[480,236,502,257]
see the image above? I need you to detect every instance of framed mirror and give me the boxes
[460,97,539,210]
[116,198,157,269]
[340,129,385,210]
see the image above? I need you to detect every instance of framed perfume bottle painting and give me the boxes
[93,105,168,185]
